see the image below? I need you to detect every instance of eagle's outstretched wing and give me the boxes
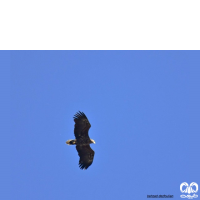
[76,145,95,170]
[73,111,91,140]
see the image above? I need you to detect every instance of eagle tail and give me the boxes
[66,139,77,145]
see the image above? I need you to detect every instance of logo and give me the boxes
[180,182,198,199]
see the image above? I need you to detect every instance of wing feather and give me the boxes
[76,145,95,170]
[73,111,91,139]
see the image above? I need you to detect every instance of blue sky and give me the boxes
[4,51,200,199]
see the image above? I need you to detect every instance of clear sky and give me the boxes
[6,51,200,199]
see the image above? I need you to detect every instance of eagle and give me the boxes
[66,111,95,170]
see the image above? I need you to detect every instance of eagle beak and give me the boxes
[91,139,96,144]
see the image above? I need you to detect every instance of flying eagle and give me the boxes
[66,111,95,170]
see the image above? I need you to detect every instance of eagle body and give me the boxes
[66,111,95,170]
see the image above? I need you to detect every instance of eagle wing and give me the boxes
[73,111,91,140]
[76,145,95,170]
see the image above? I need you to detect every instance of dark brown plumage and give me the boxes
[66,111,95,170]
